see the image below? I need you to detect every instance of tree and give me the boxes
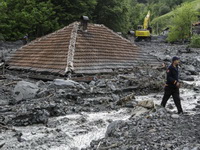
[167,3,198,42]
[51,0,97,26]
[93,0,130,32]
[128,0,147,30]
[0,1,9,40]
[0,0,59,40]
[159,5,171,16]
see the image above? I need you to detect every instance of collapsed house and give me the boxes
[8,18,159,76]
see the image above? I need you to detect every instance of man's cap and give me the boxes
[172,56,180,62]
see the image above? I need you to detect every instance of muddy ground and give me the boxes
[0,40,200,150]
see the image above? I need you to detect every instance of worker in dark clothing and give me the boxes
[23,34,28,45]
[161,56,183,114]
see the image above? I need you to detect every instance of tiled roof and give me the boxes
[8,22,159,75]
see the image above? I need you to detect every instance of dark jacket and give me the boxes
[166,64,179,88]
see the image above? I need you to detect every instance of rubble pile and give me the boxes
[139,42,200,81]
[86,107,200,150]
[85,42,200,150]
[0,41,200,150]
[0,66,164,127]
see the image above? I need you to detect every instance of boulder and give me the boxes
[0,141,5,148]
[182,76,195,81]
[53,79,85,89]
[13,81,39,102]
[105,120,127,137]
[171,114,180,119]
[184,65,197,75]
[137,100,155,109]
[116,93,135,105]
[107,81,116,91]
[112,94,120,102]
[96,79,106,87]
[36,88,50,98]
[159,55,171,62]
[36,80,46,88]
[131,106,149,117]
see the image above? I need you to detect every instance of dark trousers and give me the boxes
[161,86,183,113]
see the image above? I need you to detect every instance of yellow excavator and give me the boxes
[135,11,152,42]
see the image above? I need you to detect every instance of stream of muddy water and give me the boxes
[11,108,131,150]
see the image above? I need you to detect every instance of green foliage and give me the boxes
[167,3,198,42]
[0,0,199,41]
[93,0,130,32]
[159,5,171,16]
[51,0,97,26]
[128,0,147,30]
[151,0,200,34]
[0,0,59,40]
[190,35,200,48]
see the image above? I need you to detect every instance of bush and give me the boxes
[190,35,200,48]
[167,3,198,42]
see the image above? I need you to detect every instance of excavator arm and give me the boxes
[143,11,150,30]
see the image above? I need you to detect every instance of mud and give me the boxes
[0,41,200,150]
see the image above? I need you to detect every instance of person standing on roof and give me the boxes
[23,34,28,45]
[161,56,183,114]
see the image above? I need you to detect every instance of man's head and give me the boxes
[172,56,180,65]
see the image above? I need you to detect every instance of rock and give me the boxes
[70,147,79,150]
[124,101,136,108]
[159,55,171,62]
[183,76,195,81]
[112,94,120,102]
[195,105,200,109]
[137,100,154,109]
[36,80,46,88]
[89,81,96,86]
[155,107,168,117]
[96,79,106,87]
[107,81,116,91]
[131,106,149,117]
[36,88,49,98]
[0,141,5,148]
[116,93,135,105]
[13,81,39,102]
[193,87,200,91]
[184,65,197,75]
[105,120,127,137]
[183,147,190,150]
[191,147,199,150]
[34,109,50,124]
[167,103,174,110]
[56,89,66,97]
[171,114,179,119]
[165,144,173,149]
[53,79,85,89]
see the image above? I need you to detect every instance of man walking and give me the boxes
[161,56,183,114]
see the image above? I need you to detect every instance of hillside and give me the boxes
[151,0,200,34]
